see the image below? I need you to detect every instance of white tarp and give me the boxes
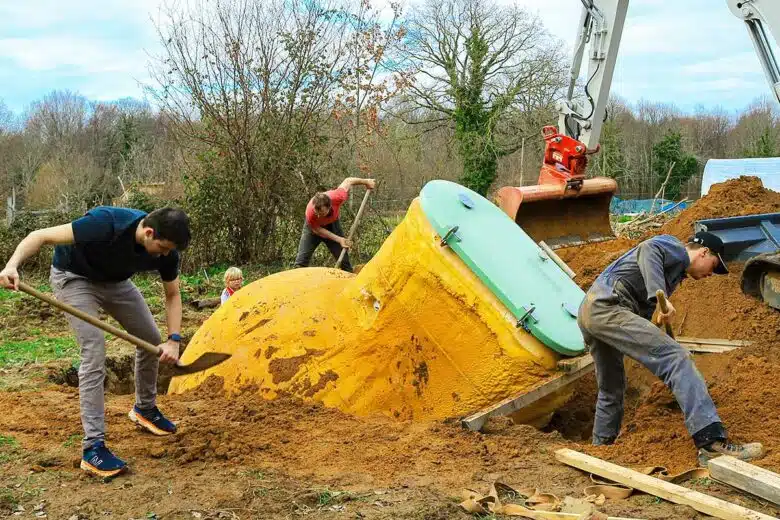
[701,158,780,196]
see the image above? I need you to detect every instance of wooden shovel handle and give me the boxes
[17,281,161,356]
[655,289,675,338]
[336,188,372,269]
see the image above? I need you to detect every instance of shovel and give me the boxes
[336,188,372,270]
[17,281,230,375]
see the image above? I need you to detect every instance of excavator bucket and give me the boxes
[495,177,617,249]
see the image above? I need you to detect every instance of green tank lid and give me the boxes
[420,180,585,356]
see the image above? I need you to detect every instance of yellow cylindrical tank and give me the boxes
[168,198,574,426]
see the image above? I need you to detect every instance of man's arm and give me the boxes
[636,240,675,321]
[159,278,183,363]
[311,226,351,248]
[0,224,75,290]
[338,177,376,192]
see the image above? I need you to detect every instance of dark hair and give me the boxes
[312,192,331,210]
[143,207,191,250]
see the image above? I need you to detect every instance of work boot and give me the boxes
[81,442,127,478]
[592,434,616,446]
[697,440,765,467]
[129,405,177,436]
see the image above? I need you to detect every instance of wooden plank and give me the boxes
[461,363,595,431]
[678,337,751,348]
[555,449,776,520]
[709,456,780,506]
[556,341,738,374]
[557,354,593,373]
[685,344,739,354]
[470,340,740,432]
[508,511,643,520]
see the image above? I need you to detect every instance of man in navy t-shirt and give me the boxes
[0,206,191,478]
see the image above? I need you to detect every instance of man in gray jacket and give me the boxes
[578,231,764,466]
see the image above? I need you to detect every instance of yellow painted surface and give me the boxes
[168,198,575,424]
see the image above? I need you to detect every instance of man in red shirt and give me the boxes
[294,177,376,272]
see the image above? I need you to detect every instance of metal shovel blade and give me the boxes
[171,352,232,375]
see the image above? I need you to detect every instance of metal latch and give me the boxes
[440,225,461,247]
[562,302,579,318]
[516,304,538,332]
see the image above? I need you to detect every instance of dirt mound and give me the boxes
[659,176,780,240]
[671,264,780,354]
[556,237,638,290]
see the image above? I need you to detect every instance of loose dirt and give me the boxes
[2,176,780,519]
[659,176,780,240]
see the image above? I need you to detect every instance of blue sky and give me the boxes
[0,0,775,116]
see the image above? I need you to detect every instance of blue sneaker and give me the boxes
[128,405,177,436]
[81,442,127,478]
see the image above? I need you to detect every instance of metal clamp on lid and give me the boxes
[440,225,461,247]
[516,304,539,332]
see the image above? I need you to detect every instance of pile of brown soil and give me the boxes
[659,176,780,240]
[670,264,780,354]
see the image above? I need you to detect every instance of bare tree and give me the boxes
[0,99,16,135]
[329,0,410,183]
[729,97,779,158]
[396,0,566,194]
[26,90,91,150]
[148,0,407,264]
[148,0,356,262]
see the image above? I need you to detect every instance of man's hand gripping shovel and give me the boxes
[16,281,230,375]
[655,289,676,339]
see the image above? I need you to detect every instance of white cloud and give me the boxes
[677,77,765,92]
[0,0,164,30]
[0,37,147,74]
[681,52,763,76]
[0,0,165,106]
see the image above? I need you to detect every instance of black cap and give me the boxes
[689,231,728,275]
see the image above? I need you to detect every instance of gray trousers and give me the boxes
[50,268,161,450]
[293,220,352,272]
[577,291,723,447]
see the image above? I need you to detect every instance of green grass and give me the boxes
[317,489,352,507]
[0,435,20,464]
[242,469,267,480]
[63,434,80,448]
[690,477,714,488]
[0,435,18,448]
[0,336,79,367]
[0,290,21,302]
[0,487,17,511]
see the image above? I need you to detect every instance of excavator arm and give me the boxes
[496,0,780,249]
[728,0,780,104]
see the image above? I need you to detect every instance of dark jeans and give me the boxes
[294,220,352,272]
[577,291,726,448]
